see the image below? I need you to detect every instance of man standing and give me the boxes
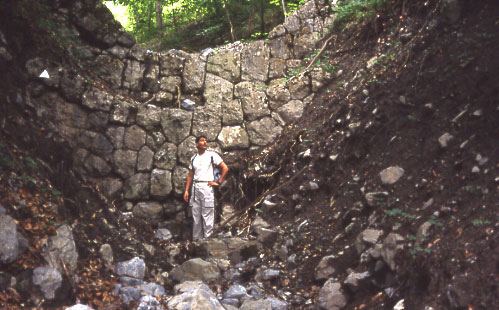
[184,136,229,240]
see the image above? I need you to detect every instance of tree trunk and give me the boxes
[155,0,163,38]
[260,0,265,36]
[222,0,237,42]
[281,0,287,17]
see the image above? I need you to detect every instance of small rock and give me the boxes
[471,166,480,173]
[379,166,405,185]
[181,99,196,111]
[155,228,173,241]
[475,154,488,166]
[317,279,347,310]
[99,244,113,266]
[365,191,389,207]
[422,198,434,210]
[64,305,94,310]
[315,255,336,280]
[438,133,454,148]
[115,257,146,279]
[262,269,280,280]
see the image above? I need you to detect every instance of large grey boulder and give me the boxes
[136,104,162,130]
[106,126,125,149]
[150,169,172,198]
[159,75,182,93]
[93,55,124,88]
[133,201,164,224]
[192,106,222,142]
[154,142,177,170]
[247,117,282,146]
[123,173,150,200]
[288,74,311,100]
[217,126,250,150]
[124,125,147,151]
[160,50,185,76]
[0,214,19,264]
[293,32,321,58]
[204,73,234,105]
[276,99,304,124]
[241,41,270,82]
[317,279,348,310]
[207,48,241,83]
[60,70,87,102]
[267,80,291,110]
[297,0,319,19]
[113,149,138,178]
[183,54,206,92]
[82,87,114,112]
[32,266,63,300]
[42,224,78,274]
[177,136,197,166]
[96,178,123,199]
[123,60,145,91]
[110,100,136,124]
[53,99,89,131]
[222,99,244,126]
[143,64,160,92]
[283,14,301,34]
[173,166,189,196]
[137,146,154,172]
[160,108,193,145]
[269,35,293,60]
[83,154,111,176]
[170,258,221,283]
[115,257,146,279]
[79,131,114,156]
[146,131,166,151]
[235,81,270,121]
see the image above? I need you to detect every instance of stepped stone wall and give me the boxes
[14,0,336,218]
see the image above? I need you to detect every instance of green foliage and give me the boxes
[104,0,307,50]
[428,215,443,227]
[26,157,38,170]
[0,150,14,169]
[332,0,391,31]
[51,190,63,196]
[472,218,492,226]
[384,208,415,219]
[409,246,431,256]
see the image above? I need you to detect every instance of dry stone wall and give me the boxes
[21,0,336,220]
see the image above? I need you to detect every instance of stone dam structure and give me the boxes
[8,0,337,223]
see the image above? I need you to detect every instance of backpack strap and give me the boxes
[191,154,197,174]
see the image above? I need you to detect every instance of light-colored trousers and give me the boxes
[190,183,215,240]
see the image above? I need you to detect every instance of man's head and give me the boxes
[195,135,208,143]
[195,136,208,152]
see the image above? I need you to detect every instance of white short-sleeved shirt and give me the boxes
[189,150,223,182]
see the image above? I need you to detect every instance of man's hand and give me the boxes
[208,181,219,187]
[183,190,189,203]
